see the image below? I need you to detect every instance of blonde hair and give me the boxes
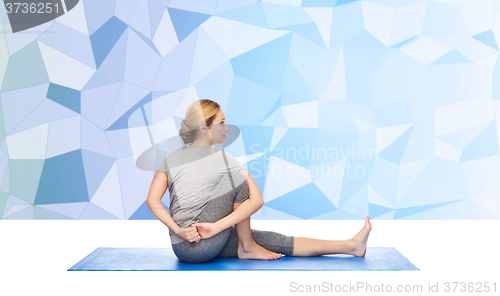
[179,99,220,145]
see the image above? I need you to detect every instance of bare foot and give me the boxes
[350,215,372,257]
[237,241,282,260]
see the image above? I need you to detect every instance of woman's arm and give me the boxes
[146,171,181,235]
[211,169,264,233]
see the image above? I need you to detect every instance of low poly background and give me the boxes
[1,0,499,220]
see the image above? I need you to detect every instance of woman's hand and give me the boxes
[176,225,201,243]
[191,222,219,239]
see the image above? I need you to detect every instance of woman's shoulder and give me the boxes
[164,146,212,165]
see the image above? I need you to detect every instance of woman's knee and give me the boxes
[233,178,249,203]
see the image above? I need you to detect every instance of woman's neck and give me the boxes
[189,140,211,147]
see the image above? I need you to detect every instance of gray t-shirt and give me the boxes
[156,145,247,244]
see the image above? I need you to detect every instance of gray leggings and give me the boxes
[171,173,295,263]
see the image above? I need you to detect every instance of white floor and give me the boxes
[1,220,499,296]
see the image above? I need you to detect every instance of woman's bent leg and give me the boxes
[232,202,283,260]
[170,170,251,263]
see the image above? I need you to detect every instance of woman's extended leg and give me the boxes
[217,214,372,259]
[291,215,372,257]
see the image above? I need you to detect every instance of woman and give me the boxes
[146,99,372,263]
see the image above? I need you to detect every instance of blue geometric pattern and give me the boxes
[1,1,500,220]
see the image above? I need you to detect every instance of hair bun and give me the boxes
[179,119,194,144]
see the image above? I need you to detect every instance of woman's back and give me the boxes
[157,145,246,244]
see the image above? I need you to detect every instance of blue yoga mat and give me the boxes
[68,247,418,271]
